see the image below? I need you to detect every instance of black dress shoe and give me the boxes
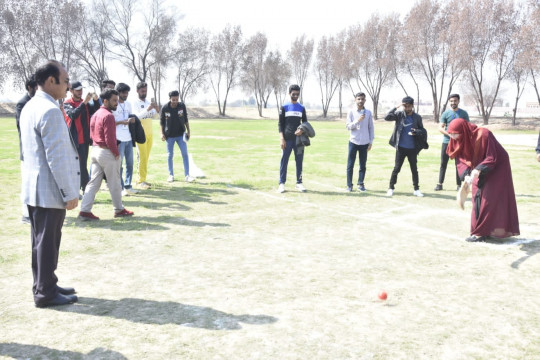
[57,285,76,295]
[35,293,78,308]
[465,235,488,242]
[434,184,443,191]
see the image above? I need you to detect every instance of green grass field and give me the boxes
[1,117,539,359]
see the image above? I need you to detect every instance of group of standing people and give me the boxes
[280,88,521,244]
[16,60,195,307]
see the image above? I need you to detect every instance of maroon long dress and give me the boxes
[449,120,520,238]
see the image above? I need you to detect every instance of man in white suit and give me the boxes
[20,60,81,307]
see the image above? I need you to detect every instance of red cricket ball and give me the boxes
[378,291,387,300]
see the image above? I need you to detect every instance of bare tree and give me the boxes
[209,25,244,117]
[287,35,314,104]
[0,0,83,86]
[98,0,176,83]
[241,32,269,117]
[71,5,111,89]
[346,14,397,119]
[519,1,540,106]
[402,0,463,122]
[265,51,291,116]
[314,36,340,118]
[453,0,519,124]
[175,27,211,104]
[332,30,350,118]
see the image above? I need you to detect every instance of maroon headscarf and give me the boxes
[446,118,489,168]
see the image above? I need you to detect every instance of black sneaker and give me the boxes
[434,184,443,191]
[465,235,488,242]
[358,184,366,192]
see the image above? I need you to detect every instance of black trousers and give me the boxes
[78,143,89,192]
[438,142,461,186]
[389,146,419,190]
[28,205,66,305]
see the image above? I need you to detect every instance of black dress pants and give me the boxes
[28,205,66,306]
[389,146,419,190]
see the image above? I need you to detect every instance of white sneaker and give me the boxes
[138,182,151,189]
[126,188,138,195]
[295,183,306,192]
[185,175,195,183]
[277,184,285,193]
[413,190,424,197]
[121,189,129,196]
[167,175,174,182]
[386,189,394,197]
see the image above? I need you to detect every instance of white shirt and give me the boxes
[113,101,132,142]
[132,98,157,120]
[346,108,375,146]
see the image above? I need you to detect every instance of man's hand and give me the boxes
[84,93,92,104]
[294,129,303,136]
[537,153,540,162]
[357,114,365,122]
[280,138,286,150]
[65,198,78,210]
[471,169,480,180]
[128,117,135,124]
[162,134,166,141]
[395,104,403,109]
[368,143,372,151]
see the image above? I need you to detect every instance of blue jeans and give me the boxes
[118,140,133,189]
[279,139,303,184]
[347,142,369,187]
[166,136,189,177]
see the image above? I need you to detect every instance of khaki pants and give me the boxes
[81,147,123,212]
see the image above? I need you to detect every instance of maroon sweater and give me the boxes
[90,106,119,157]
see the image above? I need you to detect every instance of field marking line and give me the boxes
[226,183,465,241]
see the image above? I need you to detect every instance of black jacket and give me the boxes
[64,98,100,146]
[385,108,426,151]
[128,114,146,146]
[16,93,32,160]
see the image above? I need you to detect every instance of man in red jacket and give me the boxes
[64,81,100,197]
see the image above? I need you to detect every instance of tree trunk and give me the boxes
[338,83,343,119]
[531,69,540,106]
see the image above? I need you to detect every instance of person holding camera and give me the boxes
[385,96,425,197]
[160,90,193,183]
[132,82,159,189]
[64,81,100,197]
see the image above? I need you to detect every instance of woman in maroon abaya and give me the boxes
[446,118,520,242]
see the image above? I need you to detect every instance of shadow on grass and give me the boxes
[0,343,127,359]
[52,297,277,330]
[484,237,540,269]
[132,186,235,205]
[67,214,230,230]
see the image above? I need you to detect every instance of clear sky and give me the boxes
[176,0,416,50]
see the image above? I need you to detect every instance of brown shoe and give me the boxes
[114,208,134,218]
